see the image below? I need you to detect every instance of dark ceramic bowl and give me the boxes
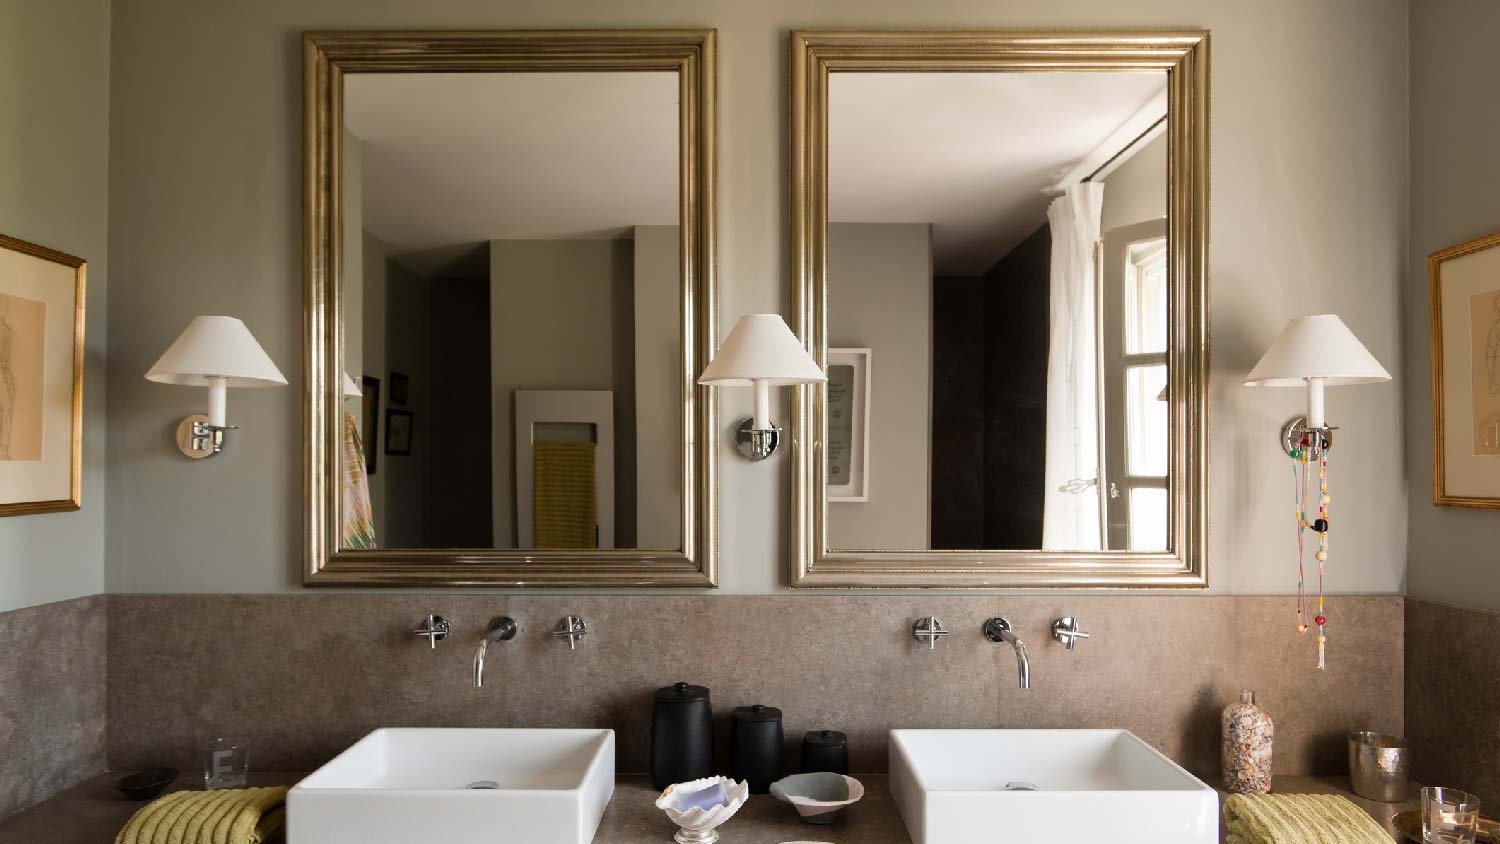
[115,767,178,801]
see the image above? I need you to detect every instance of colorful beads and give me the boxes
[1315,550,1328,561]
[1314,615,1326,626]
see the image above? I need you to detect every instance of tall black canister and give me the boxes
[729,704,784,793]
[651,682,714,789]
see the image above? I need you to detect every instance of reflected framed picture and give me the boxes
[826,347,871,502]
[1430,231,1500,508]
[360,375,380,474]
[385,408,413,456]
[0,234,85,516]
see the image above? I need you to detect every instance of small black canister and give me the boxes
[729,704,784,793]
[651,682,714,790]
[800,729,849,774]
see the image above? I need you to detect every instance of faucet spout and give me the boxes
[472,616,519,688]
[983,617,1031,689]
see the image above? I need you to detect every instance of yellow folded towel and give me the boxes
[1223,792,1390,844]
[115,786,287,844]
[533,440,598,548]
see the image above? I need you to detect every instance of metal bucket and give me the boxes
[1347,731,1411,803]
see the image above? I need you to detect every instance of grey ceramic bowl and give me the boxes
[769,773,865,824]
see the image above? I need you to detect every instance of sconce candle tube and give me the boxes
[1305,377,1326,429]
[206,376,229,428]
[752,378,771,432]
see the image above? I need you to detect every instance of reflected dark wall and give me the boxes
[930,223,1050,549]
[424,277,494,546]
[931,277,986,548]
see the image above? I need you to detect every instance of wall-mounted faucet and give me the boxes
[1052,616,1090,650]
[473,616,519,687]
[983,617,1030,689]
[552,616,588,650]
[912,616,949,650]
[413,614,450,649]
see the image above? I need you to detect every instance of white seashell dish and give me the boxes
[769,773,866,824]
[655,776,750,844]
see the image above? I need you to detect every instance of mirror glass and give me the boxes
[825,71,1169,553]
[337,72,682,552]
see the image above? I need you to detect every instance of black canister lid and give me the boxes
[654,681,710,703]
[732,703,782,722]
[803,729,847,747]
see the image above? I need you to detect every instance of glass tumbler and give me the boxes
[1423,786,1480,844]
[203,737,250,790]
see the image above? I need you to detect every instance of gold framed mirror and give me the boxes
[789,31,1209,588]
[303,30,717,586]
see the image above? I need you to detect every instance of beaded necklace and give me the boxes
[1290,432,1330,669]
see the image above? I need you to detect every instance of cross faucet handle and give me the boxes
[414,614,450,649]
[552,616,588,650]
[1051,616,1089,650]
[913,616,949,650]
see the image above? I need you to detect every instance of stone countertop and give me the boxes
[0,772,1417,844]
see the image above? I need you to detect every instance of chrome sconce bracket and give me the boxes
[734,419,781,461]
[1279,416,1336,459]
[175,415,237,459]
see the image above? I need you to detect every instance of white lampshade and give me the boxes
[145,316,287,388]
[1244,314,1391,387]
[698,314,826,386]
[341,372,363,399]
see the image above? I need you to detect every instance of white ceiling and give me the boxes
[830,72,1168,276]
[344,72,678,259]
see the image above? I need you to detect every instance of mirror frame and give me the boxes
[303,30,718,587]
[789,30,1209,589]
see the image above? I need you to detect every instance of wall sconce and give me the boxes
[698,314,825,461]
[1244,314,1391,456]
[341,372,362,400]
[145,315,287,458]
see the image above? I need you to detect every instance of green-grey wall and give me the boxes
[102,0,1410,595]
[0,0,111,612]
[1405,0,1500,612]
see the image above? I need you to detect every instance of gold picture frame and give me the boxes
[0,233,85,516]
[788,30,1210,588]
[302,30,718,586]
[1430,231,1500,509]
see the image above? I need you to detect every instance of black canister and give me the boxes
[800,729,849,774]
[651,682,714,790]
[729,704,784,793]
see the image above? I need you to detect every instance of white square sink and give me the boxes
[890,729,1217,844]
[288,728,614,844]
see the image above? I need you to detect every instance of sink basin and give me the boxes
[288,728,614,844]
[889,729,1216,844]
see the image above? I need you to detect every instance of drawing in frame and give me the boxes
[0,234,85,516]
[1431,231,1500,508]
[826,347,871,502]
[385,408,413,456]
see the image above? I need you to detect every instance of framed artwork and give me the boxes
[1430,231,1500,508]
[826,347,871,502]
[360,375,380,474]
[0,234,85,516]
[385,408,413,456]
[388,371,409,405]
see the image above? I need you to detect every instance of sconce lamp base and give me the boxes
[175,414,234,459]
[1280,416,1336,458]
[734,418,781,461]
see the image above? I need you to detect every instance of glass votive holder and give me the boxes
[203,737,250,790]
[1423,786,1481,844]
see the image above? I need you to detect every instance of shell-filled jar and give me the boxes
[1222,689,1274,794]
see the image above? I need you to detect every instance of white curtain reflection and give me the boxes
[1042,182,1105,550]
